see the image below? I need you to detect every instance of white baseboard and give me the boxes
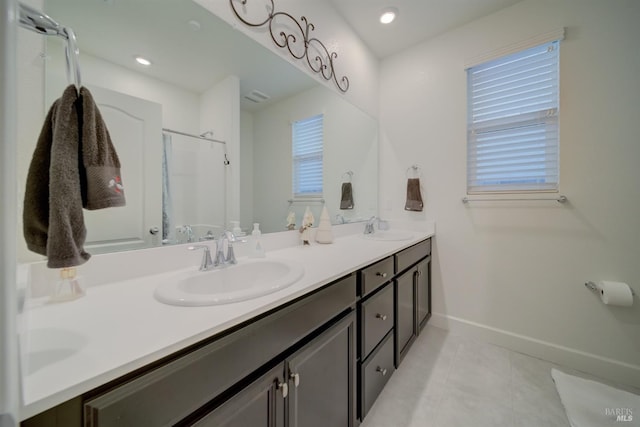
[430,312,640,389]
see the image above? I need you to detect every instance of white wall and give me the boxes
[194,0,379,119]
[380,0,640,386]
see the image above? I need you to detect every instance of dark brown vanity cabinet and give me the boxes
[357,256,395,420]
[194,312,356,427]
[416,257,431,330]
[192,364,285,427]
[395,268,417,365]
[284,313,356,427]
[356,238,432,421]
[394,239,432,366]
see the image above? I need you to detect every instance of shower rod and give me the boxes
[162,128,226,145]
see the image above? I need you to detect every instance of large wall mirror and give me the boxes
[17,0,377,261]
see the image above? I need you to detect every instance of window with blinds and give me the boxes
[467,40,560,193]
[292,114,324,198]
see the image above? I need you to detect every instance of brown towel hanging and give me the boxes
[340,182,354,210]
[23,85,91,268]
[405,178,424,212]
[23,85,127,268]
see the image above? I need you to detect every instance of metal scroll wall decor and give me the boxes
[230,0,350,93]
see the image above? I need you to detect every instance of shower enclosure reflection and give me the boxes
[161,131,227,245]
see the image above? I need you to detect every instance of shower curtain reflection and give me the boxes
[161,134,175,243]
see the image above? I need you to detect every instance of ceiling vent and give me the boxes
[243,89,271,103]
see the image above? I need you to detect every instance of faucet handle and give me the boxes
[188,245,215,270]
[225,245,237,265]
[213,238,227,266]
[221,230,240,265]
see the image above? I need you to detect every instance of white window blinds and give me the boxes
[467,40,560,193]
[292,114,324,198]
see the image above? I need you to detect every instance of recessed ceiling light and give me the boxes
[134,56,152,66]
[380,7,398,24]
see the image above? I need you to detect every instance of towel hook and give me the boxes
[342,170,353,182]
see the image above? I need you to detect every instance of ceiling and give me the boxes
[44,0,523,106]
[45,0,318,111]
[329,0,523,58]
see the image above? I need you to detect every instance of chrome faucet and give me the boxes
[180,225,194,243]
[364,216,379,234]
[364,216,389,234]
[189,231,242,270]
[188,245,215,271]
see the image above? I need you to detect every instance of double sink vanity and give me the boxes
[20,223,434,426]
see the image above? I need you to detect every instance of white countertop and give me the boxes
[20,224,434,420]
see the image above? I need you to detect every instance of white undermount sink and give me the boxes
[154,258,305,307]
[361,230,415,241]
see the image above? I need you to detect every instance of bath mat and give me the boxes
[551,368,639,427]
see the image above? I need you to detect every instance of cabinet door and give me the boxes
[416,258,431,332]
[286,313,356,427]
[192,365,285,427]
[395,269,416,366]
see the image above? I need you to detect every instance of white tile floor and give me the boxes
[361,325,573,427]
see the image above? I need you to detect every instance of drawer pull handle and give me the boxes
[376,366,388,376]
[290,372,300,387]
[375,313,387,321]
[375,272,388,278]
[277,381,288,398]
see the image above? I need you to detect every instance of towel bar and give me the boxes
[288,198,325,204]
[462,195,568,203]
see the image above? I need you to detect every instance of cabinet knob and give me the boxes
[149,227,160,235]
[376,366,387,376]
[277,381,288,398]
[375,313,388,321]
[290,372,300,387]
[375,272,387,278]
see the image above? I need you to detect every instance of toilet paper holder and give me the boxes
[585,281,635,296]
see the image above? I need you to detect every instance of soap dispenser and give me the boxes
[249,223,265,258]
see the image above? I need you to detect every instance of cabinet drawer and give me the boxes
[359,257,394,296]
[395,239,431,274]
[84,274,356,427]
[360,283,393,358]
[360,331,394,419]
